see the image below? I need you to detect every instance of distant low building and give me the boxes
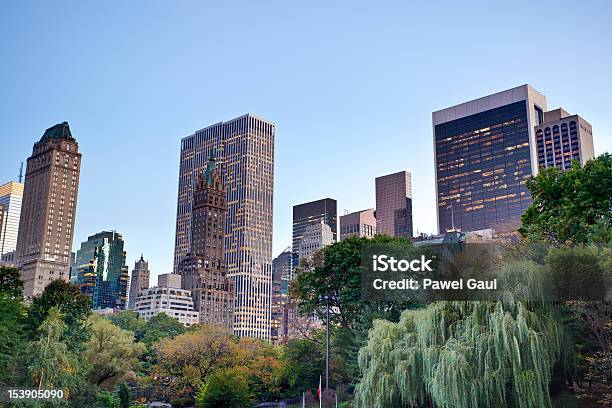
[340,208,376,240]
[298,220,334,264]
[133,273,199,327]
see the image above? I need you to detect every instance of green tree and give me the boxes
[108,310,146,334]
[96,390,121,408]
[28,307,83,392]
[279,337,325,395]
[28,279,92,352]
[520,153,612,244]
[118,381,131,408]
[195,369,251,408]
[138,312,186,346]
[0,265,23,299]
[85,314,146,387]
[354,300,565,408]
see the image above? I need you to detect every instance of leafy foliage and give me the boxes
[195,369,251,408]
[0,265,24,299]
[520,153,612,244]
[138,312,186,346]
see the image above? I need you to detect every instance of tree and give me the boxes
[108,310,146,334]
[354,301,565,408]
[0,291,28,385]
[85,314,146,387]
[195,369,251,408]
[138,312,186,346]
[153,324,235,393]
[28,279,92,352]
[28,307,82,392]
[520,153,612,244]
[96,390,121,408]
[118,381,131,408]
[279,337,325,395]
[0,265,23,299]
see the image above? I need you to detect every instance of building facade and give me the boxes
[128,255,150,310]
[375,171,413,238]
[133,273,199,327]
[340,208,376,240]
[298,220,334,263]
[292,198,337,270]
[535,108,595,171]
[271,247,291,343]
[71,231,129,310]
[174,114,274,339]
[179,150,234,331]
[0,181,24,264]
[432,85,548,233]
[16,122,81,299]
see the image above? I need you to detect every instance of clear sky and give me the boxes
[2,1,611,282]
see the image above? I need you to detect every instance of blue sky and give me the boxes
[2,1,611,281]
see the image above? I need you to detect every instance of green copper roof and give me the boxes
[39,121,75,143]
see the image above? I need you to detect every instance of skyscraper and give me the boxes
[16,122,81,299]
[271,247,291,343]
[174,114,274,339]
[179,150,234,331]
[535,108,595,171]
[375,171,413,238]
[0,181,23,264]
[432,85,547,233]
[340,208,376,240]
[128,255,150,310]
[298,220,334,263]
[71,231,129,310]
[292,198,337,270]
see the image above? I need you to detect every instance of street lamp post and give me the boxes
[325,295,330,391]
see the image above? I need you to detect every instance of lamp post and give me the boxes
[320,294,332,391]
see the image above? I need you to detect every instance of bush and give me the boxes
[196,369,251,408]
[171,395,195,407]
[96,391,120,408]
[552,392,581,408]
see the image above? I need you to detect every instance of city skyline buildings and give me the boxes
[15,122,81,299]
[292,198,337,271]
[0,181,23,264]
[174,114,274,339]
[128,254,150,310]
[375,171,413,238]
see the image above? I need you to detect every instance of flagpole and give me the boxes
[319,375,322,408]
[302,391,305,408]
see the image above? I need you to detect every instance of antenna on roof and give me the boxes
[18,162,23,183]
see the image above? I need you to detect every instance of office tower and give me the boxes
[298,220,334,263]
[271,247,291,343]
[174,114,273,339]
[128,255,150,310]
[375,171,413,238]
[179,151,234,331]
[432,85,548,234]
[340,208,376,240]
[71,231,129,310]
[292,198,337,269]
[535,108,595,171]
[16,122,81,299]
[134,273,199,327]
[0,181,24,263]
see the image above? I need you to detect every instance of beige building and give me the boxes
[340,208,376,240]
[128,255,150,310]
[0,181,24,264]
[133,273,199,327]
[298,220,334,263]
[16,122,81,299]
[375,171,413,238]
[535,108,595,171]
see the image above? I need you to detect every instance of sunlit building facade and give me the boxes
[174,114,274,339]
[16,122,81,299]
[71,231,129,310]
[292,198,337,271]
[340,209,376,240]
[128,255,150,310]
[0,181,23,264]
[375,171,413,238]
[433,85,548,233]
[271,247,291,343]
[535,108,595,171]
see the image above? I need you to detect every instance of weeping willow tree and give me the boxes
[355,260,567,408]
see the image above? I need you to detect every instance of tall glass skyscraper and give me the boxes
[0,181,23,263]
[432,85,547,234]
[292,198,337,271]
[71,231,129,310]
[174,114,274,339]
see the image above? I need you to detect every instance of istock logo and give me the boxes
[372,254,434,272]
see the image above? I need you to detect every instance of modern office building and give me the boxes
[0,181,24,263]
[128,255,150,310]
[271,247,291,343]
[16,122,81,299]
[178,150,234,331]
[71,231,129,310]
[375,171,413,238]
[292,198,337,270]
[298,220,334,263]
[174,114,274,339]
[133,273,199,327]
[432,85,548,233]
[535,108,595,171]
[340,208,376,240]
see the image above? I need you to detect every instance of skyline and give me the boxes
[2,1,612,282]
